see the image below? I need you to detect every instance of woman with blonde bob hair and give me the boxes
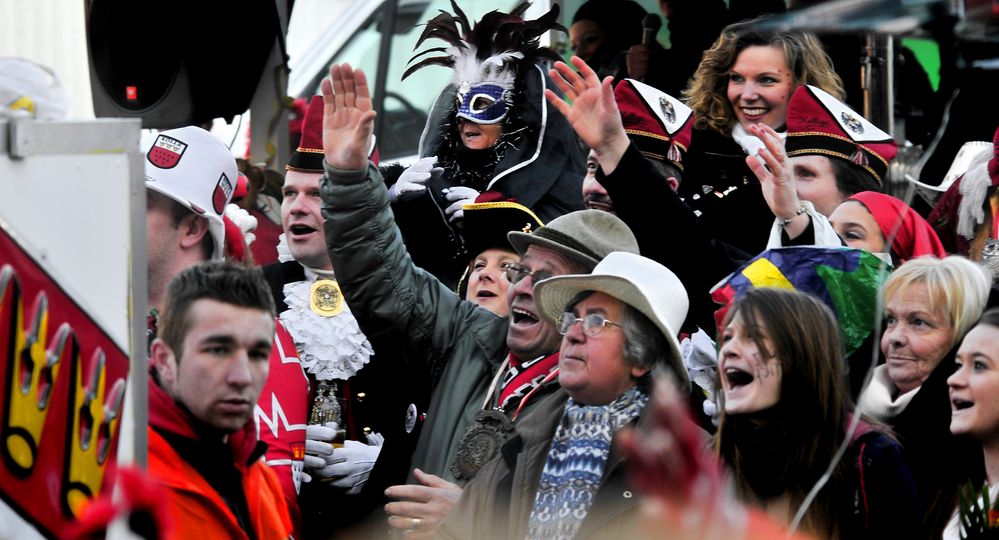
[678,18,845,256]
[858,256,992,537]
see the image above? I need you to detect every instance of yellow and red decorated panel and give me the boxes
[0,228,129,536]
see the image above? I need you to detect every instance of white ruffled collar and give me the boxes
[276,234,373,381]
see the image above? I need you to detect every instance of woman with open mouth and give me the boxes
[716,287,919,539]
[454,201,543,317]
[944,308,999,539]
[856,256,992,537]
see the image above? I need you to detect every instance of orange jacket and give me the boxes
[147,378,292,540]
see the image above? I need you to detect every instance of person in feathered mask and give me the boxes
[388,1,585,290]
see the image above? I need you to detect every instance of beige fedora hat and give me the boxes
[507,209,639,272]
[534,251,689,385]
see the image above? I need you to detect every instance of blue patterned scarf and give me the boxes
[525,386,648,539]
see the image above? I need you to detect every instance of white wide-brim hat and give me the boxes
[143,126,238,260]
[534,251,690,385]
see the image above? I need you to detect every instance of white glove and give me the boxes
[681,328,718,394]
[325,439,381,494]
[681,328,721,426]
[302,423,344,483]
[442,186,480,223]
[366,431,385,447]
[388,156,438,202]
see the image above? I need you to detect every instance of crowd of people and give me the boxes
[77,1,999,539]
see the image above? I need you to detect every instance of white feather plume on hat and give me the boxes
[449,45,523,90]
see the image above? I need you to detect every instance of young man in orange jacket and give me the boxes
[147,261,292,540]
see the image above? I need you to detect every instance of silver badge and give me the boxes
[457,81,471,102]
[981,239,999,276]
[405,403,418,434]
[841,111,864,135]
[659,96,676,123]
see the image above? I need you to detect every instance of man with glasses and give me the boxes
[315,63,640,536]
[442,251,690,539]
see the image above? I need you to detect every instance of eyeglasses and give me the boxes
[502,262,554,285]
[556,313,622,337]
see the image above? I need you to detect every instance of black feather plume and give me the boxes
[405,1,566,80]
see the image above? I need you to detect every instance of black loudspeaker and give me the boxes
[86,0,280,129]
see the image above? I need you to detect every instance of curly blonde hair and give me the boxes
[683,18,844,135]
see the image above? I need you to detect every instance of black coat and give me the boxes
[598,142,749,336]
[888,348,985,539]
[262,261,433,537]
[678,127,776,256]
[391,64,586,289]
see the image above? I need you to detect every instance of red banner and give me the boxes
[0,227,130,537]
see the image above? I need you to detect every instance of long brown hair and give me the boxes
[715,288,850,537]
[684,19,844,135]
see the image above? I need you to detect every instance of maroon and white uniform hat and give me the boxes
[785,85,898,186]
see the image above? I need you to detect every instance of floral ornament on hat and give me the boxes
[784,85,898,186]
[403,1,564,125]
[614,78,694,170]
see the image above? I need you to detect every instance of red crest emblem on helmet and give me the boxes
[147,134,187,169]
[213,173,233,215]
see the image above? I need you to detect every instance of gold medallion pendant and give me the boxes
[310,279,345,317]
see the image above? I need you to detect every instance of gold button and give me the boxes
[363,426,372,435]
[356,392,366,402]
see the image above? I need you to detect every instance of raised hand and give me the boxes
[321,63,377,171]
[746,123,808,236]
[545,56,630,174]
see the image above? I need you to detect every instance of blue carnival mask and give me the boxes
[455,82,511,124]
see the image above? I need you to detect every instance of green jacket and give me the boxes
[320,160,515,482]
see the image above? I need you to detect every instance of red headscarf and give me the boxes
[847,191,947,262]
